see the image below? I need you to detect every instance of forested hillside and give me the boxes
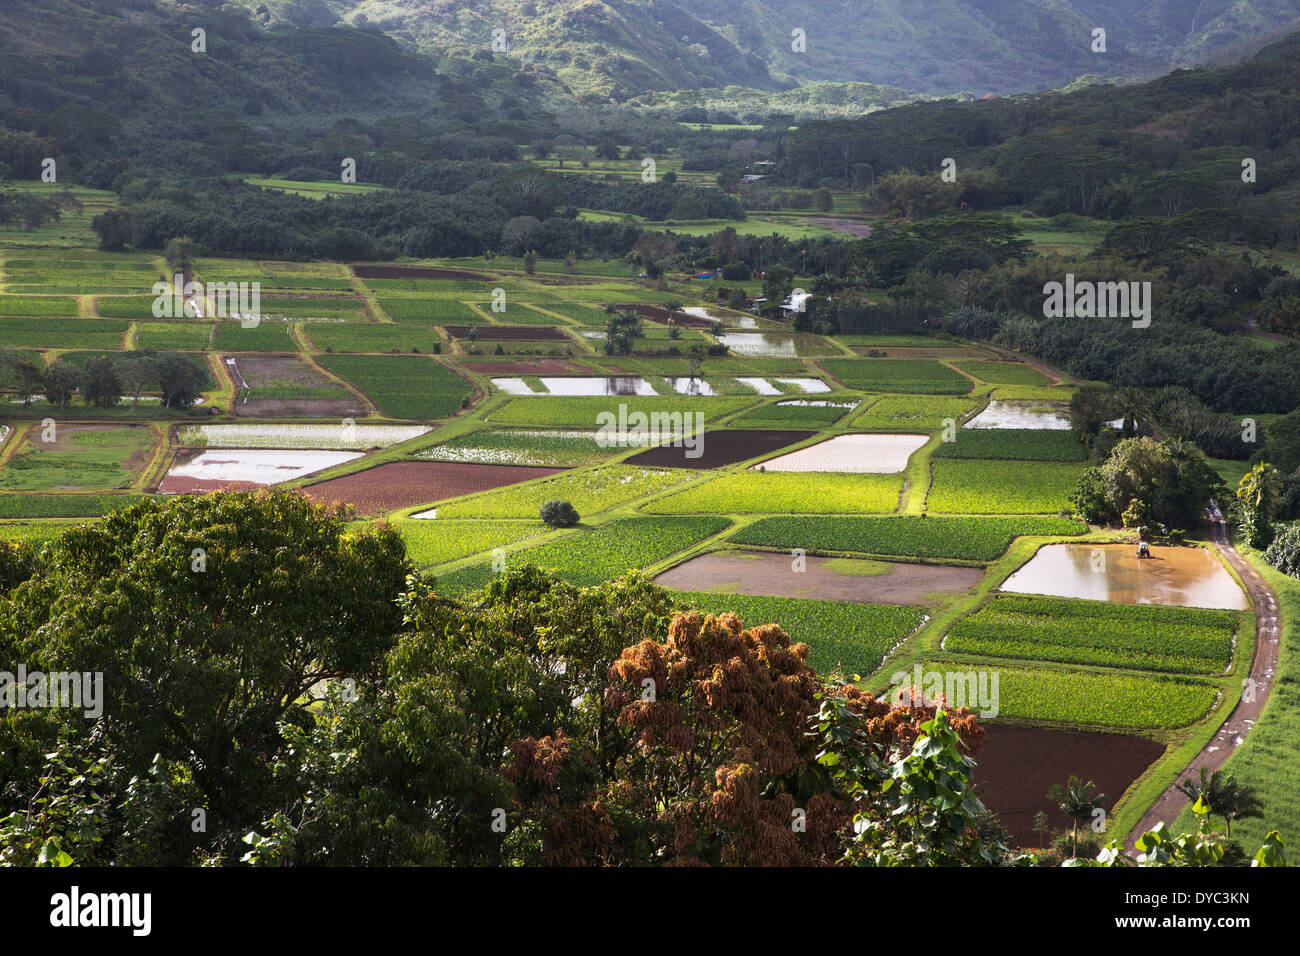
[235,0,1300,96]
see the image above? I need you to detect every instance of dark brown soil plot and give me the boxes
[971,725,1164,848]
[654,550,984,605]
[444,325,569,341]
[463,359,590,374]
[352,265,487,280]
[302,461,564,514]
[624,429,812,469]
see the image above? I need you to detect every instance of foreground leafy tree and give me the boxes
[1071,437,1221,528]
[0,491,409,865]
[242,568,988,866]
[1047,776,1107,858]
[1175,768,1262,839]
[1263,521,1300,576]
[1068,798,1286,868]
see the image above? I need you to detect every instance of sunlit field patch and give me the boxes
[672,591,924,677]
[933,428,1085,461]
[944,595,1239,675]
[850,395,979,431]
[934,660,1218,729]
[644,471,902,514]
[316,354,473,418]
[417,429,626,467]
[435,515,731,591]
[431,465,692,518]
[820,358,971,395]
[731,515,1087,561]
[927,460,1085,514]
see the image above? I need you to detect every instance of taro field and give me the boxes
[435,516,731,591]
[1,245,1255,827]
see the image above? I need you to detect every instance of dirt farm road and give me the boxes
[1128,504,1282,847]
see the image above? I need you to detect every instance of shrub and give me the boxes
[1263,522,1300,577]
[539,499,580,527]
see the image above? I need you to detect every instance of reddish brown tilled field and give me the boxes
[970,725,1164,849]
[444,325,570,341]
[351,265,488,281]
[301,461,565,514]
[623,429,814,469]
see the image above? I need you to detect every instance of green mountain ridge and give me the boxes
[236,0,1300,96]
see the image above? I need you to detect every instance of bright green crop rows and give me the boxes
[419,429,619,467]
[0,317,126,348]
[378,297,482,323]
[945,595,1239,675]
[644,471,902,514]
[821,359,971,395]
[729,399,859,427]
[0,494,157,518]
[212,321,297,351]
[730,515,1087,560]
[0,520,85,545]
[927,460,1085,514]
[135,322,213,350]
[851,395,979,431]
[305,323,444,354]
[938,660,1219,729]
[436,516,730,591]
[0,295,78,315]
[952,360,1050,385]
[316,354,472,419]
[365,519,548,568]
[932,428,1085,461]
[673,591,923,677]
[487,396,752,427]
[435,464,691,518]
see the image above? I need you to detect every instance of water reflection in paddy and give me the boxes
[716,333,798,357]
[1000,543,1248,610]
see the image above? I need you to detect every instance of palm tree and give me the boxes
[1047,776,1107,857]
[1175,768,1263,838]
[1117,386,1143,437]
[1236,462,1282,549]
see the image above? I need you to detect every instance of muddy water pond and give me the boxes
[1000,543,1248,610]
[964,400,1071,430]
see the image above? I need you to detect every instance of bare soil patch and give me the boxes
[302,461,564,514]
[654,549,984,605]
[624,429,813,469]
[971,725,1163,848]
[444,325,569,341]
[227,354,364,418]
